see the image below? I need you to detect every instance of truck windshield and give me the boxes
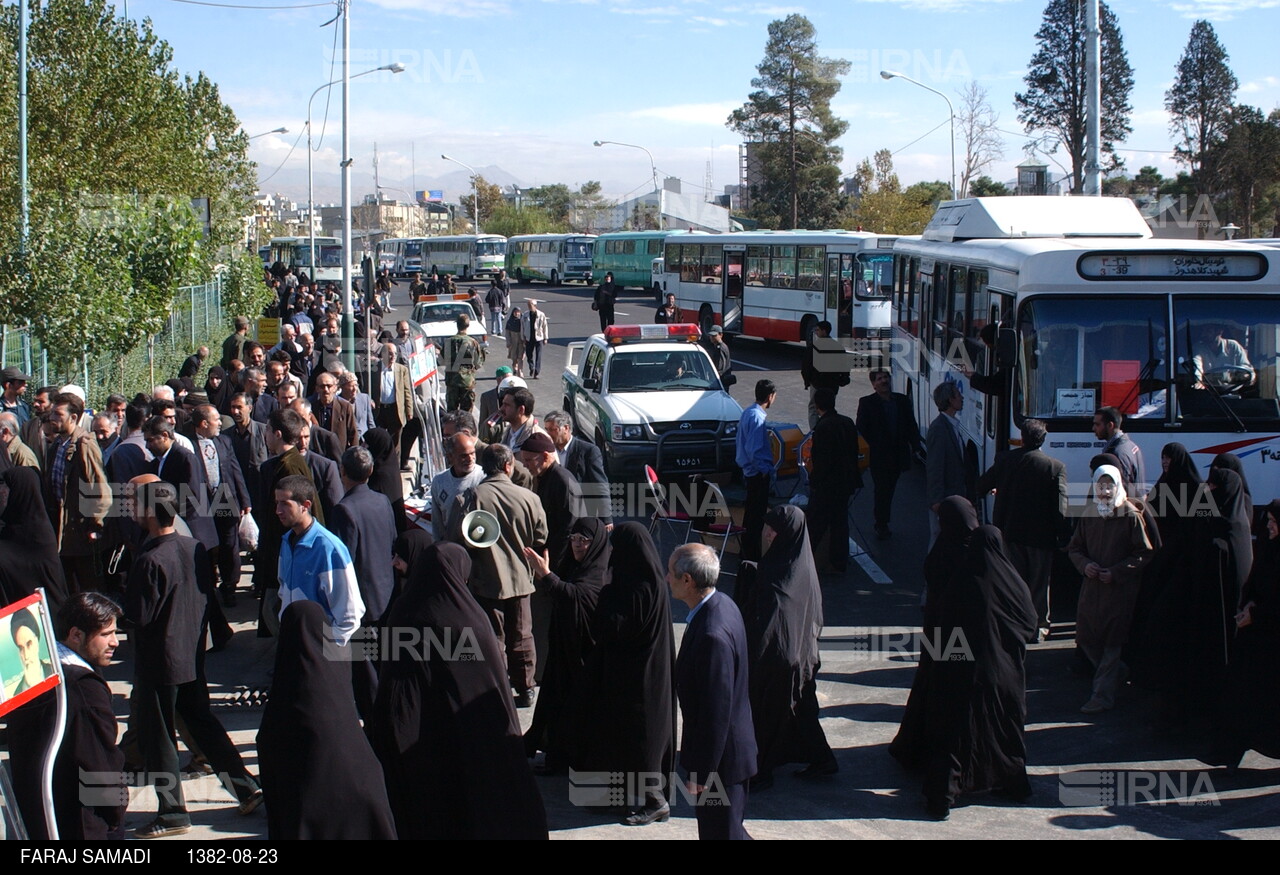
[607,350,720,393]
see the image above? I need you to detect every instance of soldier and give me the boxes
[444,313,485,414]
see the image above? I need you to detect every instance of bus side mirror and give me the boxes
[996,326,1018,371]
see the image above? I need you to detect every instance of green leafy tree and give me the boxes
[1210,106,1280,237]
[727,14,849,228]
[1015,0,1135,193]
[1166,20,1237,194]
[524,184,574,226]
[571,181,614,233]
[969,176,1011,197]
[222,250,275,329]
[459,176,504,231]
[483,203,565,238]
[846,150,934,235]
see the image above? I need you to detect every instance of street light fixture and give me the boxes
[880,69,956,200]
[441,154,481,235]
[306,62,404,304]
[248,127,288,139]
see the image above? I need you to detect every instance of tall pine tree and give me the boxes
[1165,20,1238,195]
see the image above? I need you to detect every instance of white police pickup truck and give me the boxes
[562,324,743,480]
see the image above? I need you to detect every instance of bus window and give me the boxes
[857,254,893,299]
[1173,298,1280,421]
[1017,297,1167,422]
[798,246,823,291]
[949,266,968,355]
[747,246,768,286]
[700,244,722,283]
[770,246,797,289]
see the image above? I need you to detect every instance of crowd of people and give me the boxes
[1,264,1278,840]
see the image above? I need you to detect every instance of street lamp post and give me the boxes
[880,70,957,200]
[441,154,481,235]
[594,139,660,227]
[305,62,404,310]
[248,127,288,140]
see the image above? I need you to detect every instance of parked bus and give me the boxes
[506,233,596,285]
[378,235,507,279]
[592,230,679,299]
[268,236,348,284]
[661,230,900,342]
[891,195,1280,502]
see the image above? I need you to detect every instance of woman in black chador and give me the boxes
[923,525,1036,820]
[1208,500,1280,766]
[0,466,68,609]
[523,516,611,770]
[257,601,396,840]
[371,542,547,840]
[740,505,836,790]
[890,496,979,771]
[573,523,675,826]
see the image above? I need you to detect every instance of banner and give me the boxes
[0,594,60,719]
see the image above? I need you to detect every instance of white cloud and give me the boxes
[1131,108,1170,127]
[691,14,736,25]
[362,0,509,16]
[720,3,806,13]
[610,4,685,14]
[1241,75,1280,94]
[627,102,739,123]
[1166,0,1280,20]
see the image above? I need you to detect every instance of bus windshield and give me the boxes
[1017,297,1168,421]
[1173,298,1280,421]
[405,241,422,257]
[857,254,893,299]
[564,241,592,260]
[476,240,506,257]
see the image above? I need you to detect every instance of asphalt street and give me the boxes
[10,277,1277,841]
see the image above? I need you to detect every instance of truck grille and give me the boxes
[650,421,720,436]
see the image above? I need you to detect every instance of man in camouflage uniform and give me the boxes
[444,313,485,414]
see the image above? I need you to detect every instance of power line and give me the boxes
[257,126,306,184]
[312,12,341,153]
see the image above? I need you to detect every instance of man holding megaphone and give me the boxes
[464,443,549,710]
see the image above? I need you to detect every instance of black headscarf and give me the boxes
[526,517,611,763]
[923,496,980,627]
[1211,453,1251,497]
[744,504,825,773]
[1242,501,1280,616]
[204,366,232,414]
[363,427,405,533]
[573,523,675,801]
[257,601,396,840]
[371,543,547,840]
[1208,466,1253,601]
[1147,442,1205,540]
[0,467,67,610]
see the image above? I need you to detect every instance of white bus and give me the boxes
[891,196,1280,501]
[505,234,596,285]
[660,230,900,343]
[378,235,507,279]
[268,236,348,284]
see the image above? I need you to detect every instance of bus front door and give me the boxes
[826,254,854,338]
[722,251,744,333]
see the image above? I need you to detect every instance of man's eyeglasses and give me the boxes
[568,535,592,545]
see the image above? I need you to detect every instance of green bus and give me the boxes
[592,231,677,299]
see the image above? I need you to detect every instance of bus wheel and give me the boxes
[800,315,819,344]
[699,306,714,337]
[549,270,559,286]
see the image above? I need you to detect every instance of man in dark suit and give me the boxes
[976,418,1068,642]
[544,409,612,527]
[255,409,315,628]
[807,389,862,573]
[855,368,920,540]
[924,380,971,545]
[330,446,397,721]
[297,421,345,523]
[191,404,252,608]
[309,372,358,450]
[292,398,343,463]
[225,392,268,519]
[668,543,756,840]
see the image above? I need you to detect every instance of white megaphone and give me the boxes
[461,509,501,549]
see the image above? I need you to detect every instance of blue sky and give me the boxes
[131,0,1280,206]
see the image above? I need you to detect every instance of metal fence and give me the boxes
[0,276,226,408]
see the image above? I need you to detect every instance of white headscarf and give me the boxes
[1093,464,1127,518]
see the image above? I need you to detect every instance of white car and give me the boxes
[562,324,743,480]
[410,297,489,352]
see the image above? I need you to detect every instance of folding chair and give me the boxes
[645,464,692,546]
[699,480,746,565]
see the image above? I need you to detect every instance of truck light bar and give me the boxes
[415,293,473,303]
[604,323,701,345]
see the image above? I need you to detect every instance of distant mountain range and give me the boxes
[260,164,525,206]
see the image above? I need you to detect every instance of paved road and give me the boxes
[14,278,1276,841]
